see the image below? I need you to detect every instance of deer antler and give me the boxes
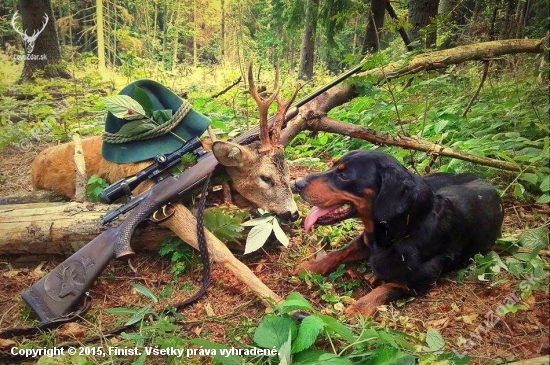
[248,61,280,151]
[272,82,300,146]
[29,13,49,41]
[11,11,27,38]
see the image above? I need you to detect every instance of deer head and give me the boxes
[211,62,300,221]
[11,11,49,54]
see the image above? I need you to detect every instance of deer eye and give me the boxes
[260,175,273,185]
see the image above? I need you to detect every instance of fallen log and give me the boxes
[0,202,170,255]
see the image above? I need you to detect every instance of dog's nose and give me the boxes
[294,179,307,193]
[280,211,300,222]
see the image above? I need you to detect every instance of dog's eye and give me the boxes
[260,175,273,185]
[337,171,348,181]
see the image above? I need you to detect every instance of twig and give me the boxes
[209,76,242,99]
[463,60,490,117]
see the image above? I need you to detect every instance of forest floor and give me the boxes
[0,143,548,365]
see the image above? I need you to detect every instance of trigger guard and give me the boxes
[149,203,176,223]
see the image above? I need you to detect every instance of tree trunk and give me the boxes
[408,0,440,48]
[298,0,319,80]
[193,0,198,67]
[0,202,170,255]
[362,0,388,54]
[18,0,70,81]
[96,0,106,78]
[220,0,225,63]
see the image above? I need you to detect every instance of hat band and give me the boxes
[102,101,192,144]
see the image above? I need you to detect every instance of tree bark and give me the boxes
[0,202,170,255]
[220,0,225,62]
[18,0,70,81]
[362,0,388,54]
[408,0,440,48]
[298,0,319,80]
[96,0,106,78]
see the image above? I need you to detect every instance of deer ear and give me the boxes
[212,141,254,167]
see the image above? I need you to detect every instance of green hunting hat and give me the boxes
[101,79,210,164]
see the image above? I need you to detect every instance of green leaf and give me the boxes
[513,183,525,198]
[291,315,326,353]
[132,86,154,116]
[518,227,549,253]
[133,352,147,365]
[276,292,314,312]
[105,307,139,316]
[103,95,146,120]
[131,283,158,303]
[316,314,355,343]
[152,109,173,124]
[539,176,550,192]
[244,222,273,254]
[278,329,292,365]
[253,315,295,350]
[536,194,550,204]
[116,120,156,136]
[365,346,415,365]
[293,349,352,365]
[125,305,151,326]
[519,173,539,185]
[272,219,289,247]
[242,215,274,226]
[425,328,445,352]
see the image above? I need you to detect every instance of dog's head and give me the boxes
[294,150,426,233]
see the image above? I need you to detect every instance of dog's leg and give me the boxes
[345,282,415,317]
[295,233,370,275]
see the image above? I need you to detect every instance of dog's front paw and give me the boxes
[344,299,378,318]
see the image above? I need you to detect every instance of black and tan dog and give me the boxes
[294,150,504,316]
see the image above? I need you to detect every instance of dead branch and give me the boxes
[72,134,87,202]
[463,60,490,117]
[209,76,242,99]
[280,39,546,171]
[311,117,527,172]
[386,2,412,51]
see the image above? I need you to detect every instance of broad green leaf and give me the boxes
[519,173,539,185]
[540,176,550,192]
[293,349,352,365]
[365,346,415,365]
[117,120,156,136]
[103,95,146,120]
[317,314,356,343]
[425,328,445,352]
[276,292,314,312]
[244,222,273,254]
[131,283,158,303]
[253,315,295,350]
[278,329,292,365]
[132,86,154,116]
[518,227,549,253]
[513,183,525,198]
[536,194,550,204]
[133,352,147,365]
[272,219,289,247]
[242,215,274,226]
[291,315,326,353]
[152,109,173,124]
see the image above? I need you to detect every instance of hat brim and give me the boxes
[102,80,210,164]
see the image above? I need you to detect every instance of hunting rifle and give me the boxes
[21,61,366,325]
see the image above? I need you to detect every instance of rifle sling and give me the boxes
[0,175,213,361]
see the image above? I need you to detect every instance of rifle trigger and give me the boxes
[149,203,175,223]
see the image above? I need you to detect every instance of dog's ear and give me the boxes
[373,167,416,223]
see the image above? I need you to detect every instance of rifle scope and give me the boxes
[99,136,202,204]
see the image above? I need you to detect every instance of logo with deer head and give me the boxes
[11,11,49,54]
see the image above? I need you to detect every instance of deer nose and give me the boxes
[293,179,307,193]
[280,211,300,222]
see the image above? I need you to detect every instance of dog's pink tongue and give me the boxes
[304,205,339,234]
